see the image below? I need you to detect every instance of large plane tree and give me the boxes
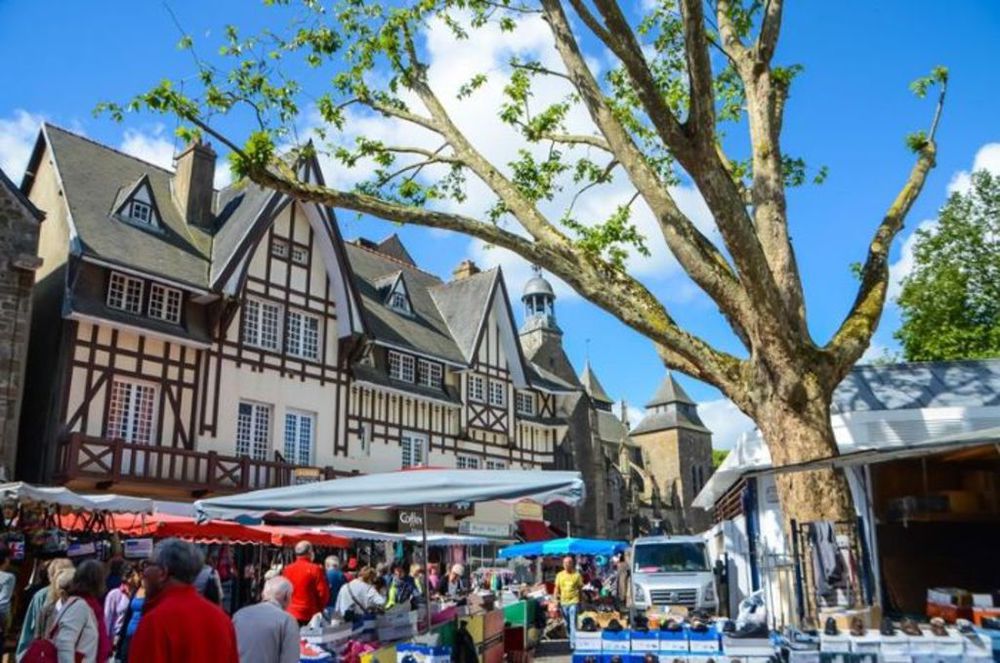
[108,0,946,524]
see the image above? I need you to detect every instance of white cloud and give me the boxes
[120,125,176,171]
[947,142,1000,195]
[613,401,644,429]
[888,141,1000,301]
[120,125,233,189]
[697,398,755,451]
[0,110,45,180]
[887,218,935,301]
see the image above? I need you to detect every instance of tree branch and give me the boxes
[539,132,612,151]
[678,0,716,142]
[828,82,946,369]
[756,0,783,63]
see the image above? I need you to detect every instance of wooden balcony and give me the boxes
[55,433,349,497]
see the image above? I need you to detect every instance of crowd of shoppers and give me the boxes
[3,539,479,663]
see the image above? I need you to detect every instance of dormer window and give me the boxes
[128,200,152,225]
[388,291,410,313]
[382,273,413,315]
[516,391,535,416]
[148,283,183,324]
[388,350,415,382]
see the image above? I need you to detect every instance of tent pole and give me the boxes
[422,504,431,636]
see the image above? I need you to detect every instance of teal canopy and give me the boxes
[498,537,628,559]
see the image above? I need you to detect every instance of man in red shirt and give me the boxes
[130,538,239,663]
[283,541,330,625]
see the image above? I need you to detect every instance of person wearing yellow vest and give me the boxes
[554,556,583,648]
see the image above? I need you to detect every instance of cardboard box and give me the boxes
[602,631,632,652]
[574,632,603,652]
[572,653,602,663]
[817,606,881,633]
[629,631,660,652]
[396,643,452,663]
[972,606,1000,626]
[819,634,851,654]
[720,636,773,657]
[848,630,881,655]
[785,651,821,663]
[686,625,721,654]
[658,628,689,654]
[878,633,910,656]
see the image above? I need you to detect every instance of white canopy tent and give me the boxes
[0,482,154,514]
[196,468,584,630]
[403,533,493,546]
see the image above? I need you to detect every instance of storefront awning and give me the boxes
[252,525,350,548]
[0,482,153,514]
[313,525,406,542]
[517,519,558,542]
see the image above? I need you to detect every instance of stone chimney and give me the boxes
[173,140,217,230]
[452,259,481,281]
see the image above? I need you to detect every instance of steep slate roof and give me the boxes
[579,360,613,404]
[376,234,416,266]
[645,372,696,408]
[34,125,280,291]
[832,358,1000,413]
[596,409,629,443]
[429,269,500,362]
[39,125,214,287]
[343,240,466,364]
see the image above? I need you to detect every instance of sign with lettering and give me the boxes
[513,501,543,520]
[397,510,444,532]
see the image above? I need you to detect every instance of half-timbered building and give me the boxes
[15,124,662,535]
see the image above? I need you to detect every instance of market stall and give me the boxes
[196,468,585,662]
[498,537,628,559]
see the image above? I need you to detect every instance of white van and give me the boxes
[631,535,717,612]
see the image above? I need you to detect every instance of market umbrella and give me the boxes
[196,468,585,630]
[0,482,153,514]
[313,525,406,542]
[194,469,584,520]
[252,525,350,548]
[497,537,628,559]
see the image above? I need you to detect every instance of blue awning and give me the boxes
[498,537,628,559]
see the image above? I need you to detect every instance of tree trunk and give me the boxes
[755,397,855,525]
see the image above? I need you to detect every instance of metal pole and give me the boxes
[422,504,431,635]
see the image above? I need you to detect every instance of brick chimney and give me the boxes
[452,259,481,281]
[173,140,216,230]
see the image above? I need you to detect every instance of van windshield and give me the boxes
[633,543,708,573]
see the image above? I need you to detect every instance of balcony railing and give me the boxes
[55,433,351,496]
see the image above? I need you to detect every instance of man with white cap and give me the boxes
[233,575,300,663]
[282,541,330,625]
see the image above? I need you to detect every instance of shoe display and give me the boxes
[982,616,1000,630]
[580,617,598,632]
[849,616,866,637]
[689,619,708,633]
[879,618,895,636]
[604,619,623,633]
[929,617,947,637]
[900,618,922,636]
[801,617,819,636]
[730,621,768,639]
[823,617,839,636]
[660,618,683,633]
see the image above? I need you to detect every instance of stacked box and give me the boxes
[602,631,632,653]
[658,628,688,656]
[571,653,603,663]
[573,630,603,652]
[848,630,881,657]
[686,625,721,654]
[629,631,660,653]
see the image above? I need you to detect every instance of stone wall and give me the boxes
[0,181,41,480]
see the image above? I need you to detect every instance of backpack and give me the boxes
[22,597,81,663]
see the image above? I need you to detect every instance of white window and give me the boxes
[485,460,506,470]
[148,283,183,324]
[358,422,371,457]
[291,245,309,265]
[107,272,144,314]
[417,359,443,388]
[488,380,506,407]
[128,200,153,225]
[237,401,271,460]
[457,455,480,470]
[272,238,289,258]
[468,375,485,402]
[401,431,426,468]
[287,310,320,360]
[388,351,415,382]
[107,379,157,444]
[388,291,410,313]
[515,391,535,416]
[242,297,282,351]
[284,410,315,466]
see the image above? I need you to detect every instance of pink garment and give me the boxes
[82,594,113,662]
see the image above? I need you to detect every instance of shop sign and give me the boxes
[124,538,154,559]
[398,510,444,532]
[764,485,780,504]
[459,521,512,538]
[513,502,543,519]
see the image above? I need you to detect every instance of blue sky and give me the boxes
[2,1,998,448]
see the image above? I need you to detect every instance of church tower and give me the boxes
[630,373,714,533]
[518,266,578,385]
